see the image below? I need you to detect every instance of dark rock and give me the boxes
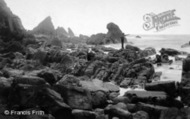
[55,75,92,110]
[14,75,47,85]
[180,107,190,119]
[37,68,62,85]
[136,102,168,119]
[105,104,132,119]
[125,45,141,52]
[91,90,107,108]
[72,109,96,119]
[159,48,180,56]
[108,92,120,101]
[126,103,138,113]
[105,22,124,44]
[132,111,149,119]
[145,81,177,97]
[159,108,180,119]
[112,96,130,104]
[179,87,190,106]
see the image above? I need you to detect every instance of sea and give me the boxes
[104,35,190,96]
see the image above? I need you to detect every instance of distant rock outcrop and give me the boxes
[87,33,106,45]
[87,22,125,45]
[68,27,75,37]
[55,27,68,37]
[0,0,25,41]
[105,22,124,43]
[32,16,55,35]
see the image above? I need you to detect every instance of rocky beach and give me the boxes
[1,0,190,119]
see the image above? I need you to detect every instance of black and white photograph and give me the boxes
[0,0,190,118]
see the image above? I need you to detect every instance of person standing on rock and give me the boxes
[121,33,125,49]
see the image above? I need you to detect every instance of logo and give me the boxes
[143,9,180,31]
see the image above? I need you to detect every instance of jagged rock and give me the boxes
[32,16,55,35]
[55,27,68,37]
[136,102,168,119]
[159,48,180,56]
[132,111,149,119]
[72,109,96,119]
[68,27,75,37]
[145,81,177,97]
[0,0,25,42]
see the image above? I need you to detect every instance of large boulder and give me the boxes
[159,48,180,56]
[145,81,177,97]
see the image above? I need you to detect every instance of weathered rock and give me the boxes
[126,103,138,113]
[159,48,180,56]
[159,108,180,119]
[124,90,183,108]
[105,104,132,119]
[72,109,96,119]
[145,81,177,97]
[55,75,93,109]
[37,68,62,85]
[14,75,47,85]
[179,87,190,106]
[91,90,107,108]
[125,45,141,52]
[136,102,168,119]
[140,47,156,57]
[132,111,149,119]
[112,96,130,104]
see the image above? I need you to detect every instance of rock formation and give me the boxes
[68,27,75,37]
[55,27,68,37]
[32,16,55,35]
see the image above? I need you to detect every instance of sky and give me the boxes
[5,0,190,36]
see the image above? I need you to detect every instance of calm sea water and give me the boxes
[105,35,190,53]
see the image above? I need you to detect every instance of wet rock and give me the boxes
[120,78,133,88]
[136,102,168,119]
[125,45,141,52]
[159,48,180,56]
[152,71,162,81]
[14,75,47,85]
[159,108,180,119]
[37,68,62,85]
[140,47,156,57]
[126,103,138,113]
[112,96,130,104]
[72,109,96,119]
[91,91,107,108]
[105,104,132,119]
[108,92,120,101]
[179,87,190,106]
[132,111,149,119]
[145,81,177,97]
[55,75,92,110]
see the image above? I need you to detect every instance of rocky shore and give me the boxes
[1,0,190,119]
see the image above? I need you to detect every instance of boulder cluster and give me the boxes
[0,0,190,119]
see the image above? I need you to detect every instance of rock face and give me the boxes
[0,0,25,41]
[32,16,55,35]
[87,33,106,45]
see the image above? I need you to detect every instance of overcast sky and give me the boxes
[5,0,190,35]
